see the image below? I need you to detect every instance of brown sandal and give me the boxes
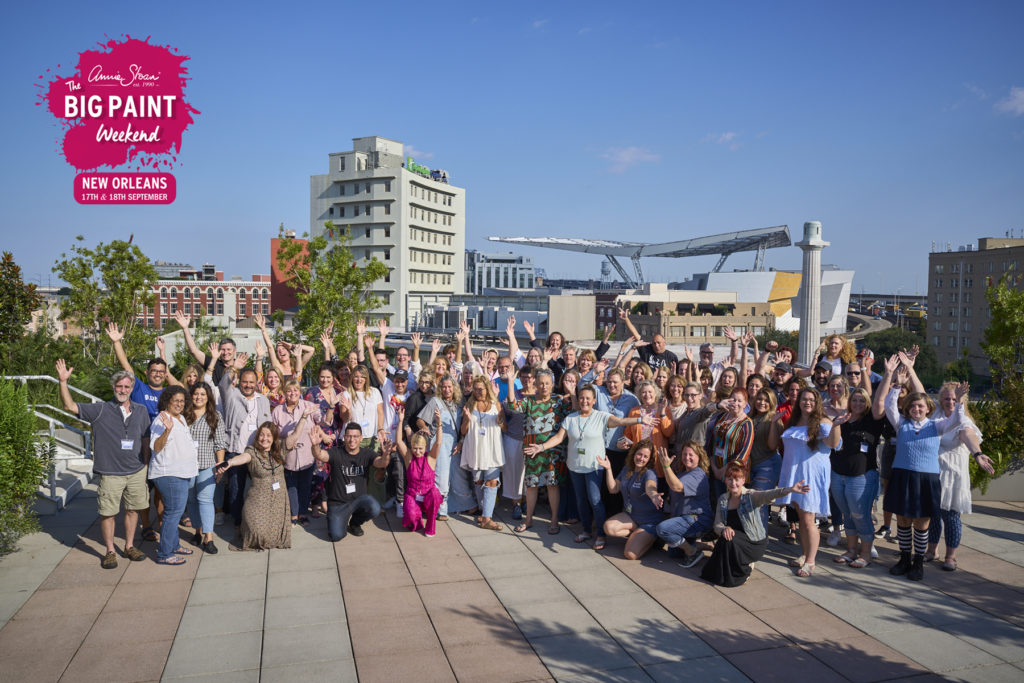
[479,519,502,531]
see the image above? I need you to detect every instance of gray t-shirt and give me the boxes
[77,400,152,476]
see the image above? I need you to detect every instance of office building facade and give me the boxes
[310,136,466,329]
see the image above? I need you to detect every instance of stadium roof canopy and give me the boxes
[489,225,791,287]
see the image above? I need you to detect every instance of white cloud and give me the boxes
[532,19,549,29]
[963,82,988,100]
[600,146,660,173]
[700,131,742,151]
[404,144,433,160]
[995,86,1024,116]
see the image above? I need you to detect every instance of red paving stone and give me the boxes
[727,644,848,682]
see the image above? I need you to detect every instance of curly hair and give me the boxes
[786,388,825,450]
[624,438,656,478]
[253,421,284,466]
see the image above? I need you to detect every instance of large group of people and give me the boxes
[57,309,994,594]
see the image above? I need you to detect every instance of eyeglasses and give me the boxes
[683,392,701,398]
[846,371,861,376]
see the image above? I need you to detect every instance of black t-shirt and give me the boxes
[326,446,377,504]
[638,347,678,372]
[202,354,231,386]
[830,413,885,477]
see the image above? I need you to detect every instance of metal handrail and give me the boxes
[33,403,92,429]
[2,375,104,403]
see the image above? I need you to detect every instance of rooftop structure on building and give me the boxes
[927,235,1024,377]
[310,136,466,330]
[145,261,272,330]
[465,250,537,295]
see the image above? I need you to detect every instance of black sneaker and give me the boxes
[874,524,890,539]
[348,523,364,537]
[890,551,912,576]
[907,554,925,581]
[679,551,703,569]
[203,540,218,555]
[192,531,203,546]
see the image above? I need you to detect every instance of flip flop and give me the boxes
[513,523,532,533]
[548,524,560,535]
[834,552,856,564]
[788,555,806,568]
[593,537,606,551]
[173,547,194,556]
[141,527,158,542]
[797,563,815,577]
[157,556,186,565]
[942,559,958,571]
[848,557,870,569]
[574,533,592,543]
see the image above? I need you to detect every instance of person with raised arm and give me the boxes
[218,352,273,536]
[701,462,811,587]
[313,421,389,541]
[254,312,314,381]
[497,354,526,520]
[617,306,678,373]
[56,359,151,568]
[876,352,971,581]
[148,386,199,565]
[418,375,462,520]
[656,442,713,567]
[597,439,665,560]
[394,405,443,536]
[174,312,235,385]
[273,379,321,526]
[459,376,508,531]
[213,422,291,550]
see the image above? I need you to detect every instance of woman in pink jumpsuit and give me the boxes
[395,405,444,536]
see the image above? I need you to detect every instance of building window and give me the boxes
[161,303,168,315]
[364,249,370,259]
[354,206,360,216]
[262,304,268,314]
[339,184,345,196]
[365,183,370,194]
[365,205,370,216]
[184,303,191,315]
[384,205,390,215]
[935,293,942,303]
[934,321,942,331]
[365,227,371,238]
[170,287,178,297]
[385,250,391,261]
[964,279,973,288]
[963,322,971,332]
[384,226,391,237]
[170,302,177,314]
[384,270,391,283]
[217,289,224,300]
[160,287,167,298]
[384,181,391,192]
[932,336,939,345]
[183,287,191,298]
[691,326,706,337]
[339,157,345,172]
[963,307,971,317]
[238,289,246,299]
[948,322,957,332]
[207,287,214,299]
[217,303,224,315]
[948,337,956,347]
[240,303,246,316]
[934,264,944,273]
[262,288,269,299]
[329,207,334,216]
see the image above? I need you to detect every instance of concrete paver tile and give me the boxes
[264,593,346,628]
[405,554,486,584]
[261,621,352,668]
[609,622,716,664]
[947,617,1024,663]
[267,547,337,572]
[943,663,1024,682]
[646,585,746,623]
[504,598,603,638]
[85,606,182,645]
[753,603,864,644]
[427,604,523,647]
[684,611,789,654]
[801,635,928,682]
[444,638,551,681]
[186,574,266,607]
[162,629,262,678]
[0,564,52,593]
[194,552,268,579]
[344,583,424,619]
[529,628,636,679]
[455,532,528,557]
[0,613,95,682]
[558,565,643,600]
[810,595,928,635]
[882,626,1001,672]
[726,644,847,682]
[265,568,340,598]
[37,559,127,590]
[554,665,653,682]
[105,578,192,612]
[952,547,1024,589]
[644,655,750,682]
[939,580,1024,625]
[163,668,260,682]
[349,612,441,658]
[577,591,677,632]
[260,658,359,682]
[470,550,550,579]
[117,553,200,583]
[337,557,414,587]
[715,576,810,612]
[354,649,456,682]
[418,578,503,611]
[61,636,171,683]
[11,584,113,620]
[488,572,572,606]
[175,599,265,637]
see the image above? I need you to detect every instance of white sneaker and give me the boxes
[827,528,843,547]
[215,512,225,526]
[870,546,879,559]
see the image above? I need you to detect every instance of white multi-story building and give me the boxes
[465,250,536,294]
[310,136,466,329]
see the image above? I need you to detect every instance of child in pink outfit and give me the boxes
[395,405,443,536]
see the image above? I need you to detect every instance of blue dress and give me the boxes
[777,424,835,517]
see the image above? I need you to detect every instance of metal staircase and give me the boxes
[4,375,102,515]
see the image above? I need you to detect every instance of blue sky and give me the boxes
[3,1,1022,297]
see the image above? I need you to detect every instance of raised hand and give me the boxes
[722,326,738,342]
[208,341,220,359]
[411,332,422,348]
[522,319,534,338]
[633,339,650,348]
[685,346,695,362]
[254,312,267,329]
[156,337,166,354]
[602,324,613,342]
[174,311,191,329]
[906,344,920,362]
[105,322,124,343]
[158,411,173,430]
[232,352,250,370]
[431,338,442,355]
[505,316,516,338]
[894,366,910,386]
[595,358,609,374]
[55,358,73,382]
[897,350,915,368]
[356,319,367,339]
[833,412,852,426]
[954,382,970,401]
[595,454,611,469]
[459,320,471,337]
[766,340,779,352]
[255,340,266,358]
[657,446,674,468]
[790,479,810,495]
[883,354,900,375]
[377,319,389,337]
[434,406,441,425]
[617,306,628,321]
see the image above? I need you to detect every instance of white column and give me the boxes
[795,221,830,366]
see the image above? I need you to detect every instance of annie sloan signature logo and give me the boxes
[88,64,160,87]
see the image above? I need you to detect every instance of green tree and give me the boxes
[51,237,158,369]
[0,252,42,373]
[274,223,389,349]
[861,327,941,387]
[755,328,799,351]
[0,378,54,554]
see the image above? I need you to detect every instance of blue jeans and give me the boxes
[472,467,501,519]
[187,466,216,534]
[929,508,962,548]
[327,495,381,541]
[153,476,191,561]
[285,464,314,520]
[829,470,878,539]
[570,470,606,537]
[657,514,710,551]
[750,455,782,527]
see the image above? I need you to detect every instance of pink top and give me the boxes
[272,400,318,471]
[405,455,438,497]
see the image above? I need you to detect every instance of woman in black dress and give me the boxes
[701,461,809,587]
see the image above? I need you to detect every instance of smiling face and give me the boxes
[578,388,595,413]
[606,372,623,397]
[563,347,576,366]
[729,392,747,417]
[183,368,198,386]
[684,385,702,408]
[432,358,448,378]
[535,373,553,400]
[786,382,801,404]
[639,384,657,407]
[827,336,843,357]
[343,427,363,453]
[908,398,929,421]
[167,391,186,417]
[191,386,208,410]
[395,348,411,369]
[496,358,512,379]
[239,370,258,397]
[319,369,334,389]
[720,369,737,389]
[276,343,290,361]
[526,347,542,366]
[113,376,134,404]
[631,365,645,386]
[798,389,818,415]
[579,355,593,373]
[724,472,745,494]
[681,446,700,472]
[667,379,684,403]
[746,376,764,396]
[146,361,167,388]
[633,446,652,468]
[939,388,958,416]
[439,378,455,401]
[351,368,367,391]
[652,334,666,354]
[219,342,236,362]
[828,378,845,400]
[849,392,869,417]
[256,426,274,451]
[753,392,770,414]
[285,384,302,406]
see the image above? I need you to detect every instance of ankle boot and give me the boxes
[890,551,912,576]
[907,553,925,581]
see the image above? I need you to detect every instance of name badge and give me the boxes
[577,447,586,456]
[345,483,356,494]
[271,481,280,491]
[193,439,200,450]
[860,442,870,453]
[361,420,371,434]
[625,502,632,514]
[415,494,425,502]
[120,439,134,450]
[478,428,487,436]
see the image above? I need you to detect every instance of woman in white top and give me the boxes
[344,365,384,447]
[926,382,994,571]
[149,386,199,565]
[459,375,507,530]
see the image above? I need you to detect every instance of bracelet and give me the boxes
[972,451,983,459]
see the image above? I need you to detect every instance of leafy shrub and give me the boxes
[0,378,54,554]
[969,399,1024,494]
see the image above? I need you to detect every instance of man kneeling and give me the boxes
[315,422,387,540]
